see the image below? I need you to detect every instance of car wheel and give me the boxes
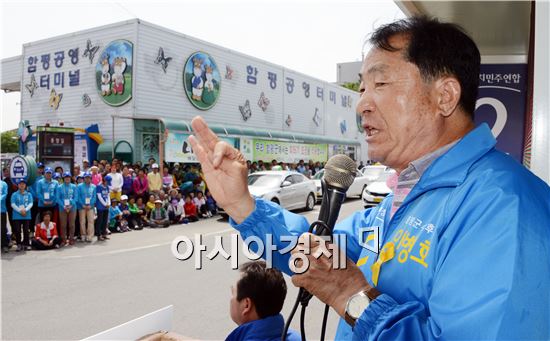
[305,193,315,211]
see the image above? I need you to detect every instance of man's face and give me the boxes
[64,177,71,184]
[85,177,91,184]
[358,35,439,170]
[45,173,52,181]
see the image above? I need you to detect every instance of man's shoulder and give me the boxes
[466,149,549,195]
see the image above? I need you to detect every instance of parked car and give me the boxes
[247,171,317,210]
[218,171,317,218]
[362,168,396,207]
[313,165,386,202]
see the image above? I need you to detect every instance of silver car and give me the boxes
[247,171,317,211]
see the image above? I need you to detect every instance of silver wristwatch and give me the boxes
[344,287,380,327]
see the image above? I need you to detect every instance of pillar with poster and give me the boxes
[36,126,75,175]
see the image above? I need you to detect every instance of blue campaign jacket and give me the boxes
[55,183,77,212]
[76,183,97,210]
[1,180,7,213]
[225,314,300,341]
[29,174,44,200]
[36,178,58,208]
[10,190,33,220]
[95,184,111,211]
[230,124,550,340]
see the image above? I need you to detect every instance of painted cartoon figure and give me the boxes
[112,57,127,95]
[191,57,204,101]
[100,56,111,96]
[204,65,214,91]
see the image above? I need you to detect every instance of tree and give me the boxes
[1,130,19,153]
[341,82,360,92]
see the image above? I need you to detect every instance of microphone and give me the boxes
[283,155,357,341]
[316,154,357,236]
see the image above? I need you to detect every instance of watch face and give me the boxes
[349,293,370,319]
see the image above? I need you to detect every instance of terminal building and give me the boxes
[1,19,363,166]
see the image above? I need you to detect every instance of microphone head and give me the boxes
[323,154,357,191]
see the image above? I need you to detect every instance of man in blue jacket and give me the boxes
[36,167,58,224]
[76,172,96,242]
[226,261,299,341]
[55,171,77,245]
[189,16,550,341]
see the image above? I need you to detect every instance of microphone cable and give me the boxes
[282,220,331,341]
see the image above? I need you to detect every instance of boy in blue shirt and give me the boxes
[10,179,33,251]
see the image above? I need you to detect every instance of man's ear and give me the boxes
[435,77,461,117]
[241,297,254,316]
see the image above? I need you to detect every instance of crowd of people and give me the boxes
[0,158,221,253]
[0,157,338,253]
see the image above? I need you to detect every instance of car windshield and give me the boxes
[313,169,324,180]
[248,174,281,187]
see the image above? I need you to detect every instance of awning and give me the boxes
[160,118,361,146]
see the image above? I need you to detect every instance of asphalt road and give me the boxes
[1,198,366,340]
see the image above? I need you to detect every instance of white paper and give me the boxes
[64,199,70,207]
[44,192,50,200]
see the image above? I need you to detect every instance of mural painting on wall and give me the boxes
[312,108,321,127]
[257,92,270,112]
[154,47,172,73]
[225,65,234,80]
[82,93,91,107]
[49,88,63,110]
[25,74,38,97]
[239,100,252,121]
[83,39,100,64]
[95,39,133,106]
[285,115,292,127]
[183,51,221,110]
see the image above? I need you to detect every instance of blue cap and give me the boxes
[37,162,44,168]
[104,174,112,182]
[16,178,27,184]
[44,167,53,174]
[62,171,72,178]
[53,172,61,179]
[83,172,91,178]
[76,174,83,180]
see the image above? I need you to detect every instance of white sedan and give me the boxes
[247,171,317,211]
[362,168,396,207]
[313,165,386,201]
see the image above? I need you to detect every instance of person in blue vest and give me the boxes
[55,171,77,246]
[76,172,97,242]
[1,179,8,253]
[95,175,111,241]
[10,178,33,252]
[36,167,58,225]
[226,261,299,341]
[189,17,550,341]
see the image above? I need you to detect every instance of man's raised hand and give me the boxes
[189,116,254,224]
